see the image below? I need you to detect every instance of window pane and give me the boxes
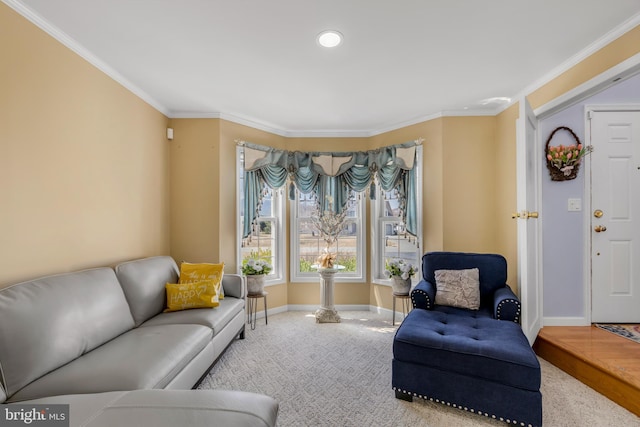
[292,188,364,281]
[238,147,284,283]
[242,220,275,275]
[335,220,358,272]
[382,190,400,216]
[297,219,359,273]
[345,193,358,218]
[298,219,322,272]
[383,221,419,269]
[258,189,273,217]
[298,193,316,218]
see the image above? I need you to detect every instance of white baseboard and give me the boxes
[250,304,371,320]
[543,317,590,326]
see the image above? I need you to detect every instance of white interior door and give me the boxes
[589,109,640,323]
[516,98,542,345]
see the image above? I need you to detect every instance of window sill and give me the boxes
[290,276,366,284]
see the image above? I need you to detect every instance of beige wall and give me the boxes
[441,116,498,252]
[168,119,221,264]
[0,4,170,287]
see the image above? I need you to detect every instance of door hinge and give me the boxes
[587,110,593,120]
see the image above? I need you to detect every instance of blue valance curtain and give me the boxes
[242,140,420,239]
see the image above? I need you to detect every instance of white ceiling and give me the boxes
[8,0,640,136]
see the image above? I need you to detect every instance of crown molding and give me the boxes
[169,111,381,137]
[367,112,443,137]
[2,0,170,117]
[169,109,499,138]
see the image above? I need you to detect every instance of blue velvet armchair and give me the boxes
[411,251,521,321]
[392,252,542,427]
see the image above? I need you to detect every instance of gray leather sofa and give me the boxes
[0,256,278,426]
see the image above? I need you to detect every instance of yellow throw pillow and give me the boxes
[179,262,225,299]
[164,280,219,312]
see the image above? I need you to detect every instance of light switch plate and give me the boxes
[568,198,582,212]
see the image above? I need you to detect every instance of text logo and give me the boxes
[1,405,69,426]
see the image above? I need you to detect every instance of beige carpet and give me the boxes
[198,311,640,427]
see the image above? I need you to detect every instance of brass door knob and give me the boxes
[594,225,607,232]
[511,211,539,219]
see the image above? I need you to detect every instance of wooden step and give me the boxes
[533,325,640,417]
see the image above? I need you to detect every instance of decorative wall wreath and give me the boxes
[545,126,592,181]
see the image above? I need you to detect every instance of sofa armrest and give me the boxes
[410,280,435,310]
[493,285,521,323]
[222,274,245,299]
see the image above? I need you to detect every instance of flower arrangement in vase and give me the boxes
[241,259,273,294]
[384,259,417,295]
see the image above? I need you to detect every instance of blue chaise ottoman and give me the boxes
[392,252,542,427]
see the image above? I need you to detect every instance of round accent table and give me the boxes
[247,291,268,330]
[392,292,411,326]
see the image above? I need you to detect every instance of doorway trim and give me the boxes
[584,104,640,324]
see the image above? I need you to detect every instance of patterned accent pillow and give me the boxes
[164,280,219,312]
[179,262,225,299]
[434,268,480,310]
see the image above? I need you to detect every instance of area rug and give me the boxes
[198,311,640,427]
[596,323,640,344]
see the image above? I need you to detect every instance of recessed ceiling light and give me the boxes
[317,30,343,48]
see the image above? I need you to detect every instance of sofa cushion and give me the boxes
[142,297,244,335]
[0,268,135,399]
[393,308,540,391]
[20,389,279,427]
[115,256,179,326]
[9,324,212,402]
[434,268,480,310]
[164,280,219,312]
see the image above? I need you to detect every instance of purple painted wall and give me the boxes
[540,73,640,321]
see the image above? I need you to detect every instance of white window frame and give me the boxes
[371,145,423,286]
[236,146,286,286]
[290,191,366,283]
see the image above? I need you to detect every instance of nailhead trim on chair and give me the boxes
[496,299,521,323]
[411,289,431,309]
[413,291,522,323]
[392,387,534,427]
